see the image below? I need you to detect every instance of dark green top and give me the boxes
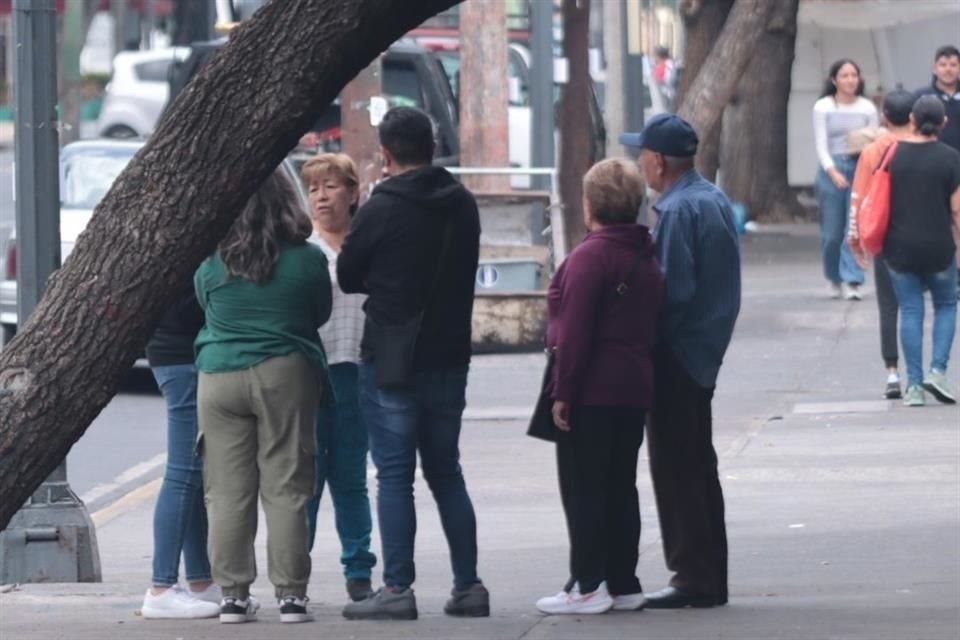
[194,243,332,376]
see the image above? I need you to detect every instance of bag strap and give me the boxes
[615,245,651,297]
[876,140,898,172]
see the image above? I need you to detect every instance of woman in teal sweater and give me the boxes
[194,169,332,625]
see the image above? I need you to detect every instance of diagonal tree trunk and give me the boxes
[676,0,774,140]
[0,0,463,532]
[676,0,735,180]
[719,0,804,221]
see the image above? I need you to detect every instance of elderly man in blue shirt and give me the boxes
[621,114,741,609]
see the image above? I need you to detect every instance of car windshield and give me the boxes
[61,146,138,210]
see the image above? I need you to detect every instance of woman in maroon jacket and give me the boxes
[535,159,664,616]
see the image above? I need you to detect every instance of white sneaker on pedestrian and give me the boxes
[842,282,863,300]
[141,586,220,619]
[828,282,842,299]
[611,592,646,611]
[536,582,613,615]
[188,582,222,604]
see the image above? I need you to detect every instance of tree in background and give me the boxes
[0,0,463,532]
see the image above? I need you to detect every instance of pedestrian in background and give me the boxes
[534,159,663,616]
[813,58,878,300]
[914,45,960,298]
[883,96,960,407]
[301,154,377,604]
[140,288,221,620]
[848,90,917,400]
[621,113,741,609]
[338,107,488,621]
[194,169,332,624]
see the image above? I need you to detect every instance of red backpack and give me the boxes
[858,141,898,256]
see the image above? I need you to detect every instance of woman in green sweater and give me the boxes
[194,169,332,625]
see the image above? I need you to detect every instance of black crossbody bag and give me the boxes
[527,247,650,441]
[369,219,455,390]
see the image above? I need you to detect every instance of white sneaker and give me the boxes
[141,586,221,619]
[536,582,613,615]
[220,596,259,623]
[842,282,863,300]
[187,582,222,604]
[828,282,842,299]
[611,592,646,611]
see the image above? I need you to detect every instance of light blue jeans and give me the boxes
[815,155,864,285]
[150,364,211,587]
[306,363,377,580]
[887,265,958,387]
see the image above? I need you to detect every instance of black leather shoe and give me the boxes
[643,586,717,609]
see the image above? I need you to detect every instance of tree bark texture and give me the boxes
[719,0,804,221]
[0,0,463,532]
[676,0,734,180]
[558,0,593,251]
[459,0,509,192]
[676,0,774,143]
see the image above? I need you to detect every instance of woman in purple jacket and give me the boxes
[535,159,664,615]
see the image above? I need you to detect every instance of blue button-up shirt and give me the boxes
[653,169,741,388]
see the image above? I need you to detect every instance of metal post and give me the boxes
[623,0,646,133]
[529,0,555,191]
[0,0,101,585]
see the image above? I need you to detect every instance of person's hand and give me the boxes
[848,234,869,269]
[552,401,571,432]
[828,167,849,190]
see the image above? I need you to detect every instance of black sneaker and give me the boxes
[346,578,374,602]
[219,596,258,624]
[444,582,490,617]
[884,378,902,399]
[279,596,313,623]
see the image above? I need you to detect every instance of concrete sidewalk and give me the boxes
[1,226,958,639]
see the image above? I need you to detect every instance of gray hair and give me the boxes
[219,169,312,283]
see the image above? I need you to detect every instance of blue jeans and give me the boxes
[887,265,958,387]
[151,364,211,586]
[359,363,480,591]
[815,155,864,285]
[306,363,377,580]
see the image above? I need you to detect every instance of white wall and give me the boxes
[788,13,960,186]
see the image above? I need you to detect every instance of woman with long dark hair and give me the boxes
[883,96,960,406]
[813,58,878,300]
[194,169,332,624]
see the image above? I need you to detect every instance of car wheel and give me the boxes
[104,125,139,139]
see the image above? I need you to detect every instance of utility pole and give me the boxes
[0,0,101,585]
[602,0,626,149]
[529,0,555,192]
[60,0,84,144]
[623,0,646,134]
[340,60,383,203]
[459,0,509,192]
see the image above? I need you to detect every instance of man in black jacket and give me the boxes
[338,107,488,621]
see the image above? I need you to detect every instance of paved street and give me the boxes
[1,226,959,639]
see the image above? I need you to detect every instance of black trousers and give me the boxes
[556,404,645,596]
[875,255,899,369]
[647,347,728,601]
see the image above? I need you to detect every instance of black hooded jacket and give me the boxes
[338,166,480,371]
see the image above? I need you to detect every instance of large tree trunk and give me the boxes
[677,0,734,180]
[719,0,804,221]
[676,0,774,141]
[0,0,462,532]
[558,0,593,251]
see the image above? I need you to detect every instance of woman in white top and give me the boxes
[813,58,878,300]
[301,154,377,604]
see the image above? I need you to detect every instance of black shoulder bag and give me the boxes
[370,219,455,390]
[526,247,650,441]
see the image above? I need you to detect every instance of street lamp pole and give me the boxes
[0,0,101,585]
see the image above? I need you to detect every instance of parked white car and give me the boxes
[96,48,190,139]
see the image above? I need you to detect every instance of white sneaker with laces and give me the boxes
[828,282,842,299]
[141,586,221,619]
[842,282,863,300]
[611,593,646,611]
[536,582,613,615]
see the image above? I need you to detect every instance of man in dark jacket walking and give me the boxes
[621,114,741,609]
[338,107,488,621]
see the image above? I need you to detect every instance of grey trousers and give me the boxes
[197,352,320,599]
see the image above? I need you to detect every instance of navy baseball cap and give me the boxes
[619,113,699,157]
